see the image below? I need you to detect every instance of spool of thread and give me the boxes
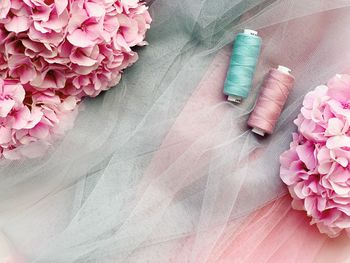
[223,29,262,103]
[247,65,295,136]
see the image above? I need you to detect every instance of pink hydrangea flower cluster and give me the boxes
[280,74,350,237]
[0,0,151,159]
[0,79,78,159]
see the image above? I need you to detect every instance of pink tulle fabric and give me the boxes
[281,74,350,237]
[0,0,151,159]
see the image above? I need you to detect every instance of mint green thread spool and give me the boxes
[224,29,262,103]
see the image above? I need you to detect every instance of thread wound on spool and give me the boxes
[223,30,262,102]
[248,67,295,135]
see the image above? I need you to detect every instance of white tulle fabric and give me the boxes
[2,0,350,262]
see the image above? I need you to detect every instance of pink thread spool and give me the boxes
[247,65,295,136]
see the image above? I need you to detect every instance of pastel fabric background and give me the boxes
[2,0,350,262]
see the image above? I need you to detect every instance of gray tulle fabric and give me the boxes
[1,0,350,262]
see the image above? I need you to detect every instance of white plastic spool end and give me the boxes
[243,29,258,36]
[228,95,242,103]
[277,65,291,74]
[252,127,265,137]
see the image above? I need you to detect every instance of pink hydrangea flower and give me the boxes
[281,74,350,237]
[0,79,79,160]
[0,0,151,159]
[0,0,11,19]
[0,0,151,98]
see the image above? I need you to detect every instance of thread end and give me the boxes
[228,95,242,103]
[252,127,265,136]
[277,65,291,74]
[243,29,258,36]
